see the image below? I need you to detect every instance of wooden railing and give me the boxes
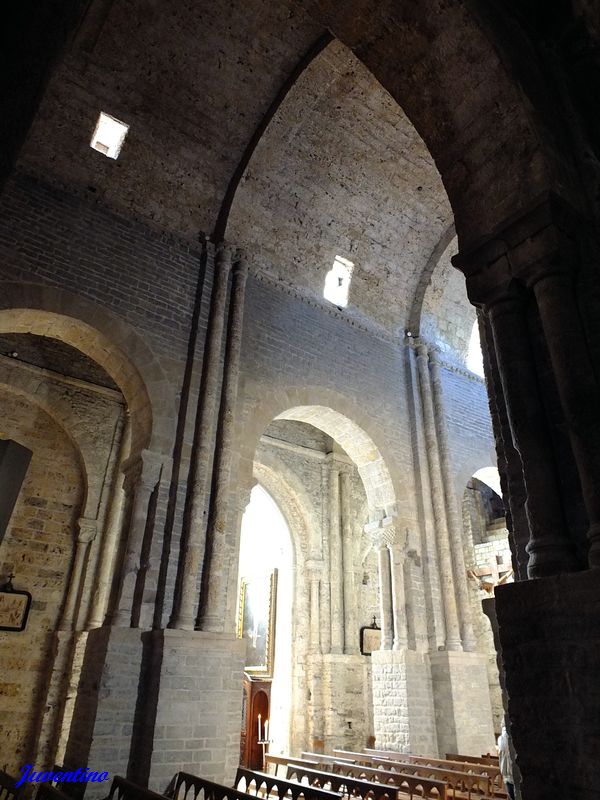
[235,768,340,800]
[445,756,498,767]
[108,777,169,800]
[35,787,72,800]
[287,762,447,800]
[265,756,320,777]
[0,772,21,800]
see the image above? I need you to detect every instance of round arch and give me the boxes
[0,283,174,453]
[237,385,399,519]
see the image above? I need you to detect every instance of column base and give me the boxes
[496,571,600,799]
[146,629,246,791]
[62,627,245,797]
[371,649,437,755]
[428,649,495,757]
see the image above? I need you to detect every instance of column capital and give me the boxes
[306,559,324,574]
[77,517,98,544]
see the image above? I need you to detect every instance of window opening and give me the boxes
[90,112,129,159]
[324,255,353,308]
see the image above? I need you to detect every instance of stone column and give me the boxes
[320,462,332,655]
[199,257,249,633]
[479,312,529,578]
[328,460,344,654]
[531,268,600,568]
[87,415,129,628]
[365,519,394,650]
[60,518,98,631]
[389,531,409,651]
[415,342,462,651]
[340,468,358,654]
[407,342,446,650]
[429,349,476,652]
[307,561,323,656]
[486,290,578,577]
[113,450,164,626]
[170,244,233,630]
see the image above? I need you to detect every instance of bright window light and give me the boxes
[467,320,484,377]
[324,255,354,308]
[90,112,129,159]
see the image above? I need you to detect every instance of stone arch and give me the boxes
[238,385,399,519]
[299,0,570,241]
[0,379,90,515]
[0,282,174,454]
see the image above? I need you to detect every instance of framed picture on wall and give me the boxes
[237,569,278,676]
[360,618,381,655]
[0,581,32,632]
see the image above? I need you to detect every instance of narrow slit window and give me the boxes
[324,255,353,308]
[90,112,129,159]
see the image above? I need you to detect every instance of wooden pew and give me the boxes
[265,756,319,777]
[326,759,493,800]
[347,751,505,798]
[235,768,340,800]
[0,772,21,800]
[367,756,504,798]
[288,762,447,800]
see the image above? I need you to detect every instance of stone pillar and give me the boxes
[170,244,233,630]
[113,450,164,627]
[320,462,332,655]
[429,349,476,652]
[340,469,358,655]
[365,519,394,650]
[531,268,600,567]
[87,415,129,628]
[415,342,462,651]
[328,461,344,654]
[389,532,409,651]
[478,313,529,578]
[407,343,446,650]
[486,290,578,577]
[61,518,98,631]
[199,257,248,633]
[307,560,324,750]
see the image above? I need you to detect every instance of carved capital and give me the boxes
[77,517,98,544]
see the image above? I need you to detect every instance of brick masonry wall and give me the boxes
[0,388,84,771]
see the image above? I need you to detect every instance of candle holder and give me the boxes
[257,738,272,770]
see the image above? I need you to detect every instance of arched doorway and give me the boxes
[0,310,159,770]
[237,484,294,764]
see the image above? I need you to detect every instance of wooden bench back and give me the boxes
[235,768,340,800]
[265,756,319,776]
[445,755,499,767]
[289,763,447,800]
[35,787,72,800]
[168,773,250,800]
[0,771,20,800]
[302,754,354,765]
[108,777,168,800]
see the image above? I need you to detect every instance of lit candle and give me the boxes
[258,713,262,741]
[265,719,269,741]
